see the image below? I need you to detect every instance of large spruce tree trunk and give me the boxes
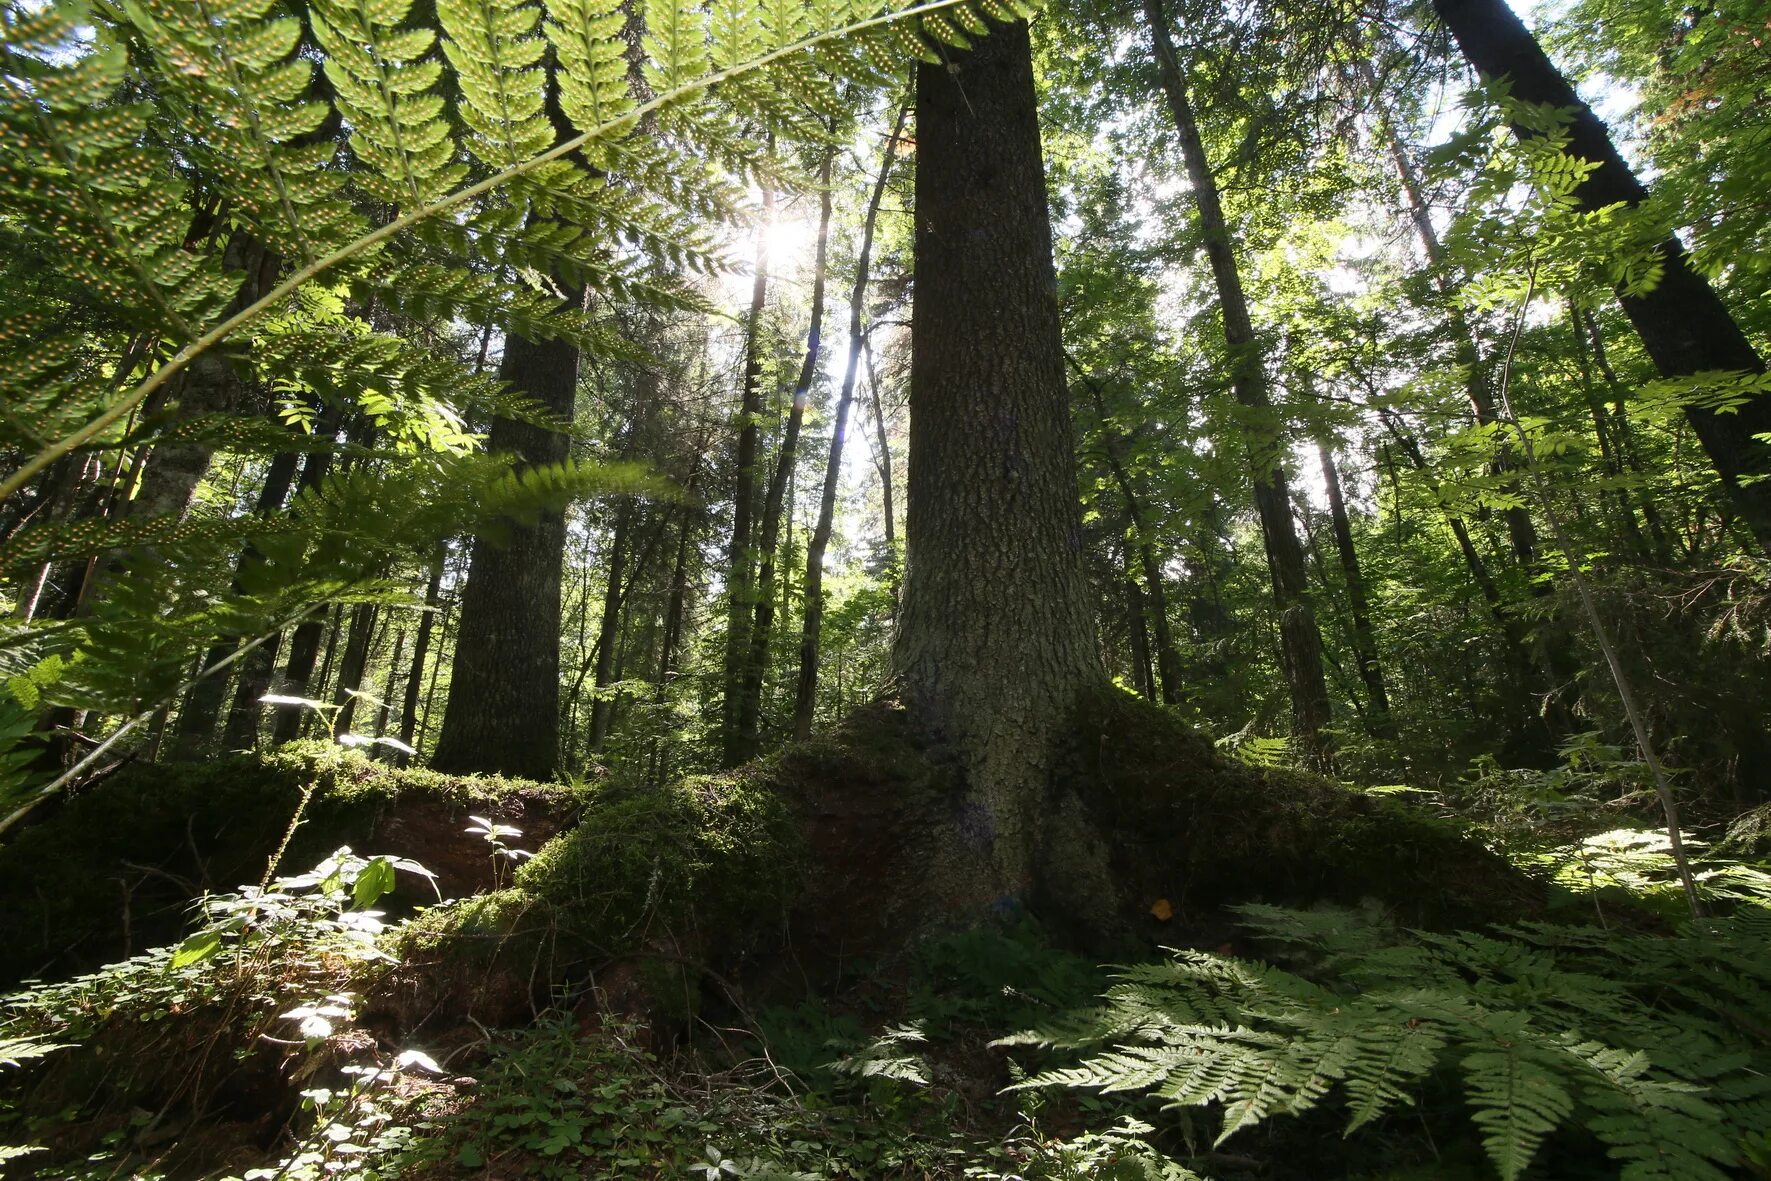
[1432,0,1771,553]
[1144,0,1333,765]
[431,330,578,780]
[894,19,1106,907]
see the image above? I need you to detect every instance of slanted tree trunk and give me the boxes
[1362,64,1544,572]
[1433,0,1771,553]
[794,102,908,740]
[1143,0,1333,765]
[1316,439,1397,739]
[721,182,775,766]
[736,149,835,762]
[893,20,1105,908]
[431,327,579,780]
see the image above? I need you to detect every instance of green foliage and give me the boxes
[1002,904,1771,1180]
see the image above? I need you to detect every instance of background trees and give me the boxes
[3,0,1770,833]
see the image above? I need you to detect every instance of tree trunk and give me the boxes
[721,182,775,765]
[794,102,909,740]
[375,627,406,740]
[865,335,897,562]
[736,149,836,762]
[1121,540,1157,700]
[395,543,446,764]
[331,602,378,735]
[263,428,347,744]
[1433,0,1771,553]
[894,20,1105,907]
[1316,439,1397,738]
[1363,63,1544,572]
[431,327,579,780]
[1144,0,1333,765]
[1078,373,1185,705]
[172,449,302,754]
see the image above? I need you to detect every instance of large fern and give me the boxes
[1000,904,1771,1180]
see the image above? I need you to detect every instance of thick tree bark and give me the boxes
[1316,439,1397,738]
[1144,0,1333,764]
[735,150,835,761]
[721,184,775,765]
[894,20,1105,906]
[794,104,907,740]
[1432,0,1771,553]
[431,328,579,780]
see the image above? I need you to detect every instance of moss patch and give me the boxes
[371,763,805,1036]
[0,742,581,988]
[1057,687,1544,931]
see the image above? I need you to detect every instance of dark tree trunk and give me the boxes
[375,627,406,740]
[431,328,579,780]
[721,185,775,765]
[127,234,279,524]
[794,104,907,740]
[1364,65,1544,572]
[894,20,1105,907]
[1121,540,1157,700]
[587,504,634,753]
[1433,0,1771,553]
[396,543,446,763]
[1079,374,1185,706]
[331,602,378,735]
[172,449,302,754]
[736,150,835,762]
[1316,439,1397,739]
[1380,412,1558,759]
[865,335,897,562]
[1144,0,1333,765]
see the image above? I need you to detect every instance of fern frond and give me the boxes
[311,0,464,205]
[439,0,553,170]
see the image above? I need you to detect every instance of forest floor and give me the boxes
[1,704,1766,1180]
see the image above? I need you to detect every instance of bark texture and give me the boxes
[431,329,578,780]
[1433,0,1771,553]
[895,20,1105,907]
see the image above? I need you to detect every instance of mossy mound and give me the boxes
[0,742,582,988]
[1056,687,1543,931]
[373,765,803,1035]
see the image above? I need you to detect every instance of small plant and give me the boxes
[466,814,534,887]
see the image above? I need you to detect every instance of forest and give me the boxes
[0,0,1769,1175]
